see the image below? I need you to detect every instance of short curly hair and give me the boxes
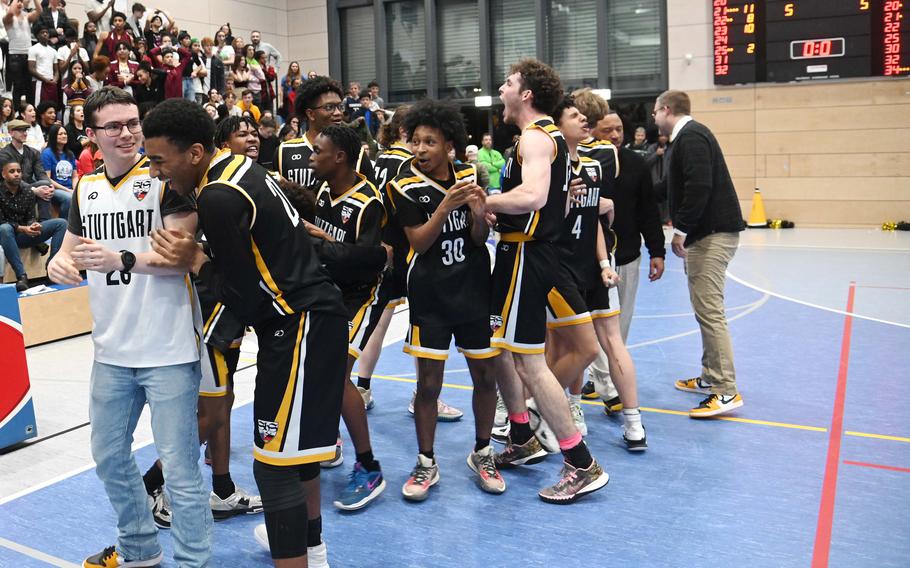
[295,75,344,119]
[509,58,563,116]
[142,98,215,153]
[319,124,362,168]
[403,99,467,152]
[571,88,610,126]
[214,115,258,149]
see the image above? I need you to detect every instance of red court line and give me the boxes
[811,282,856,568]
[843,460,910,474]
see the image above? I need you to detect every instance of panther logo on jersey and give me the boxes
[585,167,599,183]
[257,419,279,443]
[341,205,354,224]
[132,179,151,201]
[490,315,503,333]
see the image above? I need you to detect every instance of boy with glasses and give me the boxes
[47,86,212,568]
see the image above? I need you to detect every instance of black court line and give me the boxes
[0,421,91,455]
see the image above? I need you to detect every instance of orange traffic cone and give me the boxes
[747,188,768,228]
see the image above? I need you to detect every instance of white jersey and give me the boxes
[70,157,201,368]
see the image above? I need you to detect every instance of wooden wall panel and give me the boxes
[685,79,910,226]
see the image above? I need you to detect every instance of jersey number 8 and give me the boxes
[441,237,465,266]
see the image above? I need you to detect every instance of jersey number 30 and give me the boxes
[441,237,465,266]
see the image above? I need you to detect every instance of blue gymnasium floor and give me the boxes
[1,234,909,567]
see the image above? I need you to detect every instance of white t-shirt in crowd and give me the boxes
[28,43,58,81]
[84,0,129,33]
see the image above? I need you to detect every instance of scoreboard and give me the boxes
[713,0,910,84]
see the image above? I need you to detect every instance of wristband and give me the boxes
[599,259,611,269]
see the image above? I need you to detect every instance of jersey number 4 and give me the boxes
[106,271,132,286]
[441,237,465,266]
[571,215,583,240]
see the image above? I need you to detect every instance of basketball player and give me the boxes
[276,76,374,188]
[143,99,348,568]
[486,59,608,503]
[550,95,646,450]
[141,113,265,529]
[304,124,390,512]
[356,105,464,422]
[46,87,212,568]
[389,99,504,500]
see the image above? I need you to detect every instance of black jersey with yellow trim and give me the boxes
[314,173,387,289]
[195,149,345,325]
[390,160,490,326]
[373,142,414,271]
[578,137,619,196]
[557,156,603,287]
[276,131,376,189]
[497,117,571,243]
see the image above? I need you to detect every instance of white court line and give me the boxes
[399,296,770,376]
[626,294,770,349]
[0,537,79,567]
[726,271,910,330]
[738,243,910,253]
[0,396,254,507]
[632,302,755,319]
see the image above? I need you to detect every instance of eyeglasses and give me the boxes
[91,119,142,137]
[310,103,344,113]
[651,105,667,118]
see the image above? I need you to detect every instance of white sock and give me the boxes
[568,393,581,405]
[622,408,644,437]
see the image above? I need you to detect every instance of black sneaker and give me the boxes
[83,546,163,567]
[602,395,622,415]
[35,242,49,255]
[149,487,171,529]
[15,275,28,292]
[581,381,599,400]
[623,427,648,452]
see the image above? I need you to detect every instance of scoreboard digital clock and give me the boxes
[713,0,910,84]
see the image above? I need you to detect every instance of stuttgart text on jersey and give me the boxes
[80,208,156,240]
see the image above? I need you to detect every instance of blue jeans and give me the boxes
[35,188,71,221]
[183,77,195,101]
[0,219,66,278]
[89,361,212,567]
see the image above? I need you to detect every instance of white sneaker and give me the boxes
[491,422,510,444]
[254,523,269,550]
[408,390,464,422]
[358,386,374,410]
[308,541,330,568]
[526,398,559,454]
[254,524,330,567]
[210,485,263,520]
[494,392,508,427]
[320,437,343,469]
[149,487,171,529]
[568,397,588,437]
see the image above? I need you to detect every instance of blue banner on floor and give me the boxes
[0,283,37,449]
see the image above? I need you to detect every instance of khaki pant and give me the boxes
[685,232,739,395]
[588,256,640,398]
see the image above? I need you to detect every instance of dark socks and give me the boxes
[356,450,381,472]
[562,440,594,470]
[419,448,434,461]
[510,420,533,445]
[357,376,371,389]
[212,473,235,500]
[474,437,490,453]
[307,516,322,548]
[142,462,164,495]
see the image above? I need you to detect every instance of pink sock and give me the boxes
[558,432,583,451]
[508,411,530,424]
